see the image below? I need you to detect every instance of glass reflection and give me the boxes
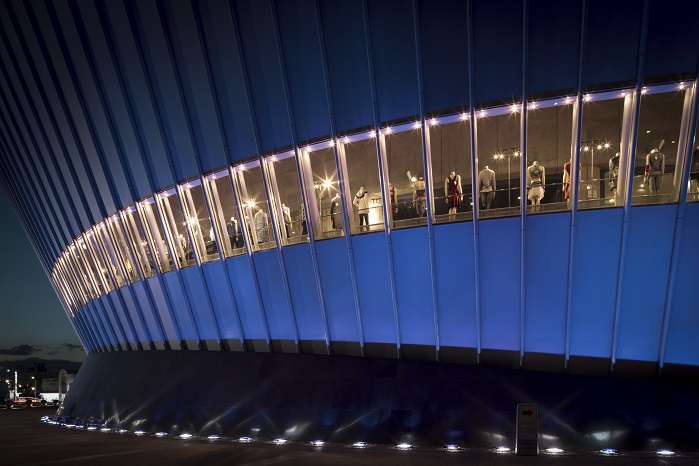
[631,89,686,205]
[233,162,275,252]
[476,106,522,218]
[301,143,345,240]
[526,98,574,213]
[58,255,87,308]
[429,116,472,223]
[105,216,140,284]
[382,125,426,228]
[264,152,308,246]
[73,237,106,299]
[86,225,123,290]
[120,206,156,279]
[137,197,174,274]
[178,179,219,263]
[339,135,385,234]
[202,169,245,258]
[67,242,98,301]
[157,188,194,268]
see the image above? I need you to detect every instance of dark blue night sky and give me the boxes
[0,189,84,362]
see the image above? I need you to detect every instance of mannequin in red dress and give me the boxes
[444,171,462,220]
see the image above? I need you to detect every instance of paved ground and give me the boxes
[1,406,697,465]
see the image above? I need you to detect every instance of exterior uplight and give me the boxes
[656,449,674,456]
[546,447,564,454]
[353,441,367,448]
[495,446,511,453]
[239,436,253,442]
[396,443,412,449]
[273,438,287,445]
[600,448,618,455]
[311,440,325,447]
[179,433,193,439]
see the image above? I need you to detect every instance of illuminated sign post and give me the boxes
[515,403,538,455]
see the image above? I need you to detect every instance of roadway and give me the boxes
[0,406,696,465]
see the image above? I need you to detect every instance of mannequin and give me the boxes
[478,166,496,210]
[644,139,665,195]
[413,176,427,218]
[608,152,621,205]
[390,185,397,221]
[300,204,308,235]
[282,203,292,238]
[526,161,545,211]
[330,193,343,229]
[254,209,269,243]
[353,187,369,231]
[227,216,242,249]
[444,171,462,219]
[563,161,581,201]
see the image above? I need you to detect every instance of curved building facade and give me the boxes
[1,0,699,449]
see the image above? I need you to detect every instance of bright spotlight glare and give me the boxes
[180,433,193,439]
[208,435,220,440]
[495,446,511,453]
[311,440,325,447]
[546,447,564,454]
[155,432,168,437]
[239,436,253,443]
[353,441,367,448]
[444,444,460,451]
[396,443,412,450]
[273,438,288,445]
[100,428,111,432]
[134,430,146,435]
[656,449,674,456]
[600,448,618,455]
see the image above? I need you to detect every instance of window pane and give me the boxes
[55,261,81,313]
[476,107,522,218]
[429,117,473,223]
[157,188,195,268]
[383,125,427,229]
[203,169,245,258]
[631,89,686,205]
[265,153,308,246]
[58,255,87,308]
[341,136,385,234]
[77,236,111,298]
[578,93,628,209]
[526,99,574,213]
[68,242,100,300]
[87,224,124,290]
[120,206,155,278]
[233,163,275,252]
[179,179,219,264]
[107,214,142,283]
[137,197,175,274]
[303,144,345,240]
